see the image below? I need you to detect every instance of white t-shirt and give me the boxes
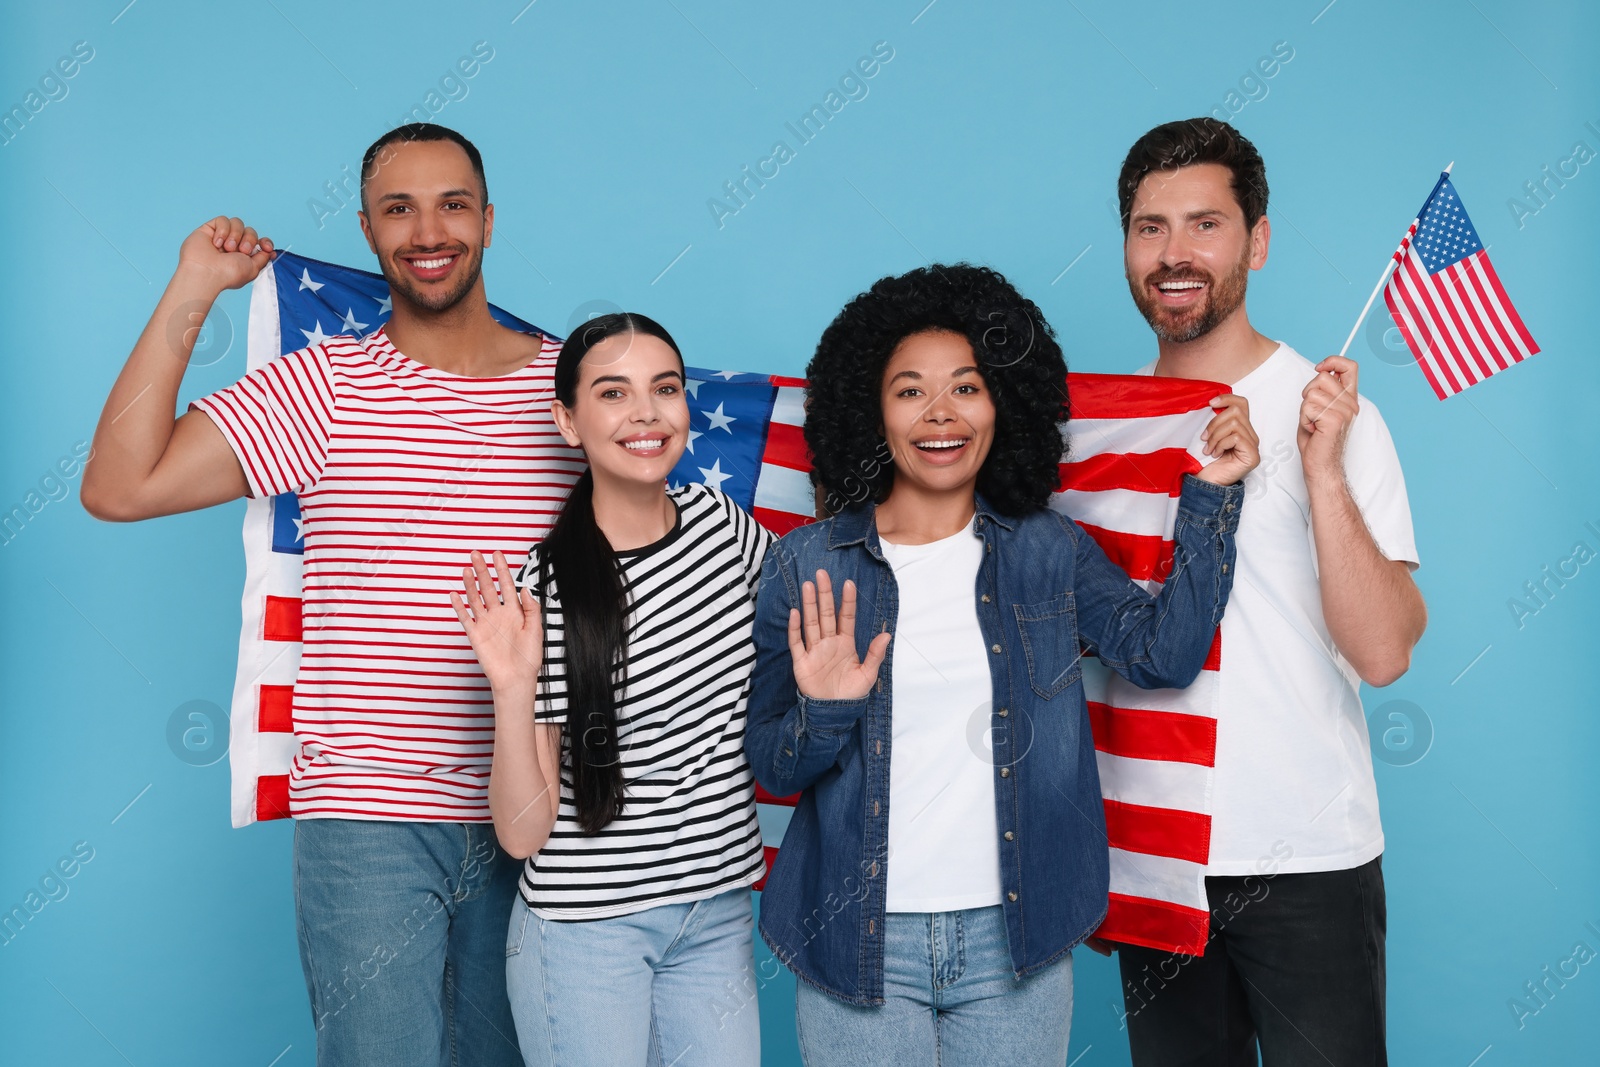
[1137,343,1420,875]
[880,520,1004,912]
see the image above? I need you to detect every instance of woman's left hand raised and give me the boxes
[452,550,543,696]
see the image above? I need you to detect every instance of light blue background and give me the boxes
[3,2,1596,1064]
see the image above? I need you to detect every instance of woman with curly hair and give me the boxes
[744,264,1259,1065]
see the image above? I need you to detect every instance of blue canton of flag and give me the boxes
[1412,178,1483,274]
[668,376,778,514]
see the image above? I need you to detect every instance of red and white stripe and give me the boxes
[1383,221,1539,400]
[747,375,829,886]
[751,376,815,534]
[1054,374,1226,955]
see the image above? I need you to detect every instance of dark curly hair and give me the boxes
[804,263,1068,518]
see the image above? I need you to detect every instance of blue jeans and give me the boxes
[793,905,1074,1066]
[293,819,524,1067]
[505,887,761,1067]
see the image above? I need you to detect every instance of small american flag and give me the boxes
[229,253,1226,953]
[1383,172,1538,399]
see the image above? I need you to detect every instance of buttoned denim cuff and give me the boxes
[796,691,870,736]
[1176,473,1245,534]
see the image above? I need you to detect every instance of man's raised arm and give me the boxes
[81,217,274,521]
[1300,355,1427,686]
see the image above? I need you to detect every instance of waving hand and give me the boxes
[787,570,891,701]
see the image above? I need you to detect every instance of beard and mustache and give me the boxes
[1127,243,1252,343]
[379,240,486,315]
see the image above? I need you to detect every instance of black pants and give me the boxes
[1116,856,1387,1067]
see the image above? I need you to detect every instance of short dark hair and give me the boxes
[359,123,487,214]
[1117,118,1267,235]
[804,263,1069,517]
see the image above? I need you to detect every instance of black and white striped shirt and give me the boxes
[513,483,774,920]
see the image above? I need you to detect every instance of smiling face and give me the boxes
[551,332,689,490]
[358,139,491,314]
[879,329,996,502]
[1124,162,1269,343]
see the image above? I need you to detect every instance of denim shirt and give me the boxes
[744,474,1245,1005]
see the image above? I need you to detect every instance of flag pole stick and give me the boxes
[1336,249,1403,359]
[1336,162,1454,359]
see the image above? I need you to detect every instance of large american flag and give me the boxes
[227,251,1224,954]
[1383,172,1538,399]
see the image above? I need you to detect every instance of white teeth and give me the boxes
[916,439,967,450]
[413,257,455,269]
[623,439,665,450]
[1158,281,1204,290]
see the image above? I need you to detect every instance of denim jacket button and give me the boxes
[1004,831,1014,841]
[783,747,793,757]
[990,644,1001,654]
[1007,891,1018,902]
[1221,563,1229,573]
[981,593,991,603]
[998,707,1008,718]
[1000,767,1010,778]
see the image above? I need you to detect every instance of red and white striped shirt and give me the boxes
[193,327,585,822]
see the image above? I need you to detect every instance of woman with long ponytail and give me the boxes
[537,467,627,832]
[453,313,772,1067]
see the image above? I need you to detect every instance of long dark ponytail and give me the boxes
[543,312,683,833]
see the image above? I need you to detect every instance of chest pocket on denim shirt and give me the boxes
[1013,592,1083,700]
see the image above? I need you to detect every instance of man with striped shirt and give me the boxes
[82,124,580,1067]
